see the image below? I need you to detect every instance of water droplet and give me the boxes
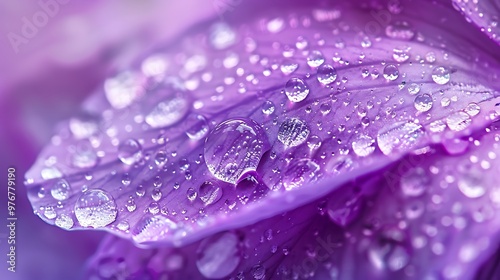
[383,64,399,81]
[55,214,74,229]
[385,21,415,40]
[400,167,429,197]
[186,188,197,201]
[278,118,310,147]
[442,138,469,155]
[43,206,56,219]
[209,23,236,50]
[41,166,62,180]
[132,215,178,243]
[204,118,269,184]
[280,60,299,75]
[199,182,222,205]
[392,48,410,62]
[327,197,362,227]
[118,139,143,165]
[154,151,168,166]
[267,17,285,33]
[186,114,210,141]
[69,115,99,139]
[464,103,480,116]
[431,66,451,85]
[307,50,325,67]
[196,232,241,279]
[352,134,376,157]
[261,100,275,115]
[458,165,485,198]
[446,111,471,131]
[117,221,130,231]
[407,83,420,95]
[74,189,117,228]
[251,265,266,279]
[284,78,310,102]
[414,93,433,112]
[141,54,169,78]
[316,64,338,85]
[377,122,426,156]
[283,159,320,190]
[145,94,189,128]
[307,135,322,149]
[104,71,146,109]
[51,179,71,201]
[71,142,98,168]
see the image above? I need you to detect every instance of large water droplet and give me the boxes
[278,118,310,147]
[316,64,338,85]
[209,23,236,50]
[118,139,143,165]
[104,71,146,109]
[414,93,433,112]
[51,179,71,201]
[457,165,485,198]
[132,215,178,243]
[431,66,451,85]
[352,134,376,157]
[145,94,189,128]
[376,122,426,156]
[196,232,241,279]
[400,167,429,197]
[446,111,471,131]
[383,64,399,81]
[284,78,310,102]
[204,118,269,184]
[74,189,117,228]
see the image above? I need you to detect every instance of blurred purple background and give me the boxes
[0,1,217,279]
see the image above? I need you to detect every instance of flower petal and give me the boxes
[25,0,500,248]
[452,0,500,45]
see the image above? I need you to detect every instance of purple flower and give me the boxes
[20,0,500,279]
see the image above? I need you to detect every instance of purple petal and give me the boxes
[24,0,500,250]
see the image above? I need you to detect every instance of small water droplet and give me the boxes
[261,100,275,115]
[118,139,143,165]
[377,122,426,156]
[446,111,471,131]
[280,60,299,75]
[458,165,485,198]
[204,118,269,184]
[316,64,338,85]
[352,134,376,157]
[55,214,74,229]
[199,182,222,205]
[145,94,189,128]
[283,159,320,190]
[132,215,178,243]
[196,232,241,279]
[284,78,310,102]
[104,71,146,109]
[385,21,415,40]
[431,66,451,85]
[383,64,399,81]
[464,103,480,116]
[72,142,98,168]
[43,206,56,219]
[307,50,325,67]
[407,83,420,95]
[51,179,71,201]
[400,167,429,197]
[278,118,310,147]
[186,114,210,141]
[209,23,236,50]
[251,265,266,279]
[414,93,433,112]
[74,189,117,228]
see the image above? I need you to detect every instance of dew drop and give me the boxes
[458,165,485,198]
[400,167,429,197]
[71,142,98,168]
[118,139,143,165]
[383,64,399,81]
[446,111,471,131]
[283,159,320,190]
[199,182,222,205]
[104,71,146,109]
[55,214,74,229]
[209,23,236,50]
[352,134,376,157]
[464,103,480,117]
[407,83,420,95]
[431,66,451,85]
[316,64,338,85]
[307,50,325,67]
[132,215,178,243]
[261,100,275,115]
[376,122,426,156]
[69,115,99,139]
[74,189,117,228]
[51,179,71,201]
[280,60,299,75]
[385,21,415,40]
[278,118,310,147]
[145,94,189,128]
[284,78,310,102]
[196,232,241,279]
[414,93,433,112]
[186,114,210,141]
[204,118,269,184]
